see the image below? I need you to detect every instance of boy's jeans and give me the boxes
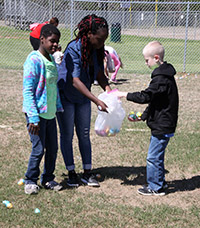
[147,134,170,191]
[57,95,92,171]
[25,115,58,185]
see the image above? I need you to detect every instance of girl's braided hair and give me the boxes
[74,14,108,68]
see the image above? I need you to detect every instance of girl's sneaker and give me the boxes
[81,173,100,187]
[25,183,40,194]
[66,170,79,187]
[42,180,63,191]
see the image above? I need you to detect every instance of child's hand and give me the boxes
[128,115,141,122]
[28,123,40,135]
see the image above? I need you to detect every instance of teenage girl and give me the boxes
[23,24,63,194]
[57,14,112,187]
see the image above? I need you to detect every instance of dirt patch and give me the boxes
[77,173,200,210]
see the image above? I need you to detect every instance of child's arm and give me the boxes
[104,59,109,77]
[114,90,148,122]
[23,54,41,132]
[96,69,112,93]
[113,91,128,98]
[116,90,151,104]
[140,106,149,121]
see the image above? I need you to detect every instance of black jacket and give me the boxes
[127,62,179,135]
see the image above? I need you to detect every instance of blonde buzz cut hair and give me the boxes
[143,41,165,61]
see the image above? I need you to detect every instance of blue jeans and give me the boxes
[147,134,170,191]
[25,115,58,185]
[57,95,92,171]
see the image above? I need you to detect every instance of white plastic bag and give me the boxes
[95,91,126,137]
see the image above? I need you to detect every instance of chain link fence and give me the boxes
[1,0,200,74]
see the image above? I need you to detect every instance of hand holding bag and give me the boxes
[95,90,126,137]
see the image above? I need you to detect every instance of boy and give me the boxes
[116,41,179,196]
[23,24,63,194]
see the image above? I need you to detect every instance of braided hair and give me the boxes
[74,14,108,68]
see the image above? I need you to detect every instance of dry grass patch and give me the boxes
[0,69,200,227]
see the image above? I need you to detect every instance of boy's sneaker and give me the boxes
[81,173,100,187]
[25,183,40,195]
[66,170,79,187]
[42,180,63,191]
[137,186,165,196]
[143,181,168,190]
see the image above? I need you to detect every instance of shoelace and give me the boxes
[46,181,57,187]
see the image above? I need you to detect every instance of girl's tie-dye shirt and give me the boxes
[23,51,63,124]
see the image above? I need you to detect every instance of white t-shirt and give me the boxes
[104,46,119,60]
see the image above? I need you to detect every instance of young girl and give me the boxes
[104,50,121,83]
[57,14,112,187]
[23,24,63,194]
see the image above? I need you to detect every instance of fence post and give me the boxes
[183,1,190,72]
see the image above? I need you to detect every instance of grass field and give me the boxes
[0,24,200,73]
[0,68,200,227]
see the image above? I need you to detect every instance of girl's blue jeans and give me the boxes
[147,134,170,191]
[57,95,92,171]
[25,115,58,185]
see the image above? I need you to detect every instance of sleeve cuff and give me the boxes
[27,115,40,124]
[126,92,132,101]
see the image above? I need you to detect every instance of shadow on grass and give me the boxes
[117,78,129,83]
[59,166,146,190]
[115,78,130,85]
[92,167,200,193]
[167,175,200,194]
[92,166,147,186]
[60,166,200,194]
